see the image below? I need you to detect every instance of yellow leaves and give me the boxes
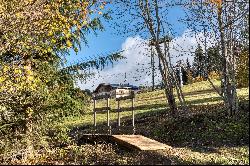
[66,40,72,48]
[83,1,89,7]
[0,0,103,58]
[0,64,39,90]
[3,66,9,73]
[27,75,34,82]
[14,69,22,75]
[8,87,14,93]
[47,47,53,52]
[42,49,48,54]
[74,47,78,53]
[210,0,222,7]
[15,77,21,82]
[77,24,82,30]
[26,69,33,75]
[73,20,77,25]
[26,107,33,116]
[0,64,26,93]
[82,20,88,26]
[65,33,71,39]
[208,71,220,80]
[24,65,31,71]
[236,51,249,87]
[60,45,66,49]
[0,76,5,83]
[51,39,56,44]
[15,12,22,18]
[63,29,70,36]
[48,31,53,37]
[23,65,37,85]
[100,5,104,9]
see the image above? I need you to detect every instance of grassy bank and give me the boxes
[59,80,249,129]
[5,80,247,165]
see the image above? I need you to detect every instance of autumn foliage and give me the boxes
[236,50,249,88]
[0,0,106,58]
[209,0,222,6]
[0,0,108,161]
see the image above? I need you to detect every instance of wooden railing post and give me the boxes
[107,97,111,135]
[93,99,96,134]
[132,97,135,134]
[93,90,136,135]
[117,100,121,131]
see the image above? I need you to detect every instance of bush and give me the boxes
[0,59,90,161]
[208,71,220,80]
[0,143,129,165]
[236,50,249,88]
[154,101,249,147]
[187,71,194,84]
[193,76,205,83]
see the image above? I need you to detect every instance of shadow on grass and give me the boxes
[125,150,173,165]
[137,101,249,150]
[183,88,218,96]
[85,103,168,116]
[136,88,217,101]
[71,93,249,149]
[69,107,168,139]
[186,96,222,105]
[71,95,225,140]
[87,95,223,117]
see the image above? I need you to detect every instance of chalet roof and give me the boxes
[93,83,139,93]
[93,83,111,93]
[111,83,139,90]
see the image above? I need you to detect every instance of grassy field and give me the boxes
[60,79,249,129]
[46,80,249,165]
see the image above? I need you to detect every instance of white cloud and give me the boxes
[169,29,216,64]
[76,29,216,91]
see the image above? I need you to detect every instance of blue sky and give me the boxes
[66,3,212,91]
[66,5,187,65]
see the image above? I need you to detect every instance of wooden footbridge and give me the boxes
[82,84,170,151]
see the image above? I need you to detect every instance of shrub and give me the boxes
[236,50,249,88]
[193,76,205,83]
[208,71,220,80]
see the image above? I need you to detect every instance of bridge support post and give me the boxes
[117,100,121,132]
[93,99,96,135]
[132,98,135,134]
[107,98,111,135]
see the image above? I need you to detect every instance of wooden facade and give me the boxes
[93,83,137,100]
[92,83,137,135]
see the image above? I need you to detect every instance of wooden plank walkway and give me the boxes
[80,134,171,151]
[111,135,171,151]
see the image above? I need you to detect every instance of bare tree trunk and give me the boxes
[218,3,238,116]
[155,45,178,116]
[164,41,188,112]
[25,108,34,160]
[228,0,239,115]
[165,86,177,116]
[138,0,179,116]
[23,60,34,160]
[151,46,155,91]
[172,72,188,111]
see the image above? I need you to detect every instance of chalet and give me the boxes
[93,83,139,99]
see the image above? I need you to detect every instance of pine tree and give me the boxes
[186,58,191,71]
[207,46,221,73]
[193,44,205,78]
[181,66,188,85]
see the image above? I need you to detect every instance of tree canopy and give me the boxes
[0,0,107,60]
